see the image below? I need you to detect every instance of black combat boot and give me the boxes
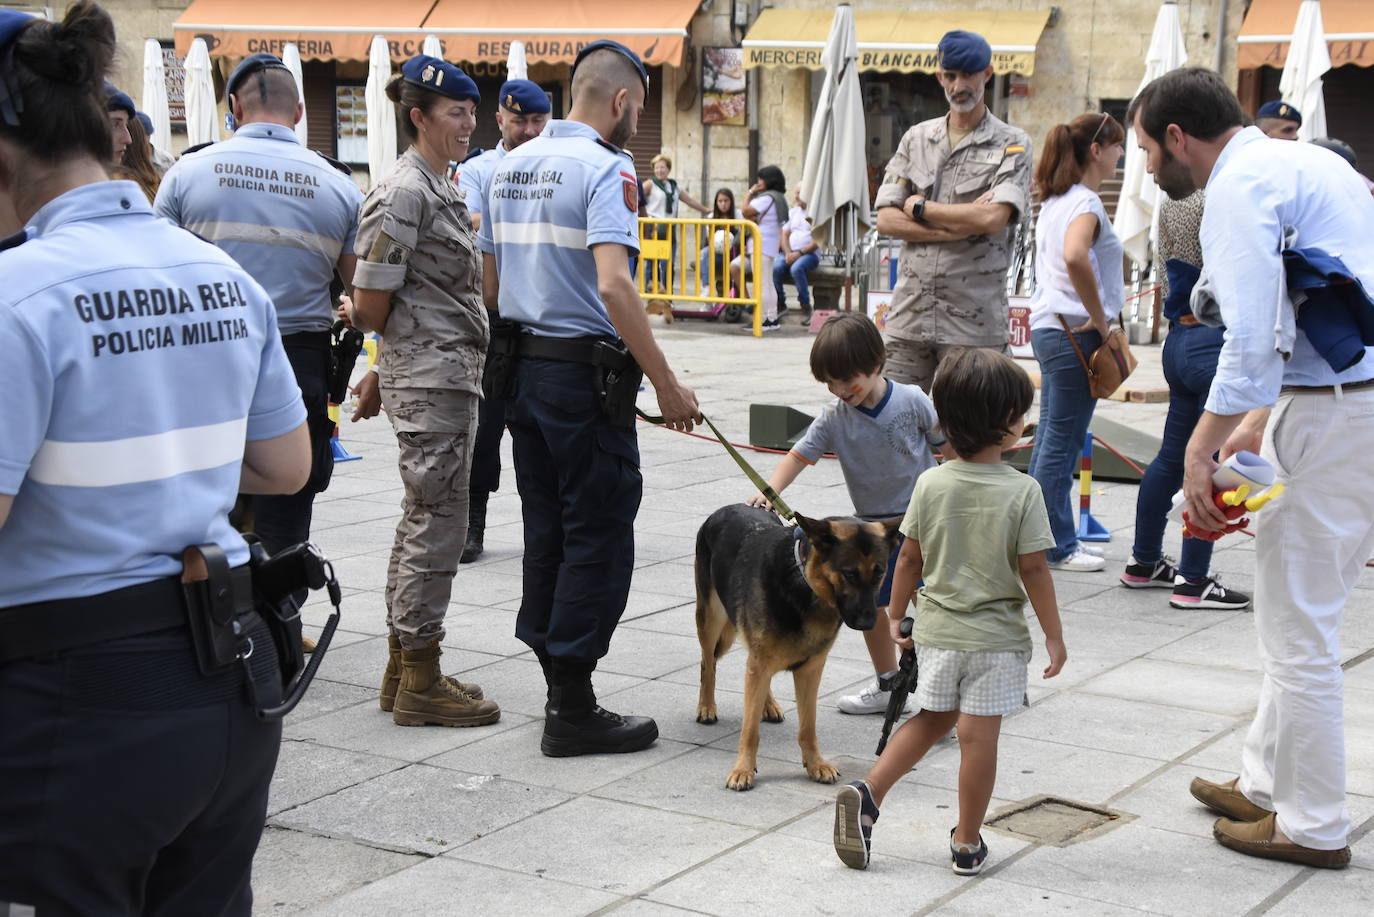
[460,491,488,564]
[541,662,658,757]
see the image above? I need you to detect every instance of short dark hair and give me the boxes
[0,2,116,165]
[1126,67,1244,146]
[930,347,1033,459]
[810,313,885,382]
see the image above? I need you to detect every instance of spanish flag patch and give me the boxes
[1005,144,1026,154]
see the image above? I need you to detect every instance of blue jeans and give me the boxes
[1131,323,1225,580]
[1028,327,1102,563]
[773,251,820,307]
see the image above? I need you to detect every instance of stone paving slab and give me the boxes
[252,322,1374,915]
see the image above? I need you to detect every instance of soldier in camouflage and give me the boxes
[874,30,1033,392]
[346,55,499,728]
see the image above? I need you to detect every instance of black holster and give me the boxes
[328,319,365,403]
[483,316,521,401]
[180,540,342,721]
[595,342,643,429]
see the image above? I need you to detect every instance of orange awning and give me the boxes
[1238,0,1374,69]
[173,0,701,66]
[173,0,438,62]
[419,1,701,68]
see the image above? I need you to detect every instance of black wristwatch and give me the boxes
[907,196,927,223]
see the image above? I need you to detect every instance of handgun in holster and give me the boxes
[593,340,643,429]
[179,539,342,721]
[329,319,366,403]
[483,316,522,401]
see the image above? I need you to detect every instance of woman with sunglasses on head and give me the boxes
[343,55,501,730]
[0,3,311,912]
[1025,112,1126,573]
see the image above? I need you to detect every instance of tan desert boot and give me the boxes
[392,641,500,727]
[380,635,484,711]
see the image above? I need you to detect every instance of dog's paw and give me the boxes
[805,759,840,784]
[762,700,785,723]
[726,767,757,791]
[696,704,718,725]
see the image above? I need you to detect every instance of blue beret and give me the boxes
[401,55,479,103]
[1258,100,1301,125]
[937,30,992,73]
[499,78,550,115]
[0,8,35,50]
[226,53,291,97]
[105,83,135,117]
[136,111,153,135]
[572,40,649,96]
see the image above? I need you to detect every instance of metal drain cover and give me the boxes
[986,796,1131,846]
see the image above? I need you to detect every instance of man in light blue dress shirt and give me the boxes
[1128,68,1374,870]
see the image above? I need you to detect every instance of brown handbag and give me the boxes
[1057,315,1138,399]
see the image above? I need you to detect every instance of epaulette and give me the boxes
[595,138,633,162]
[181,141,216,157]
[314,150,352,176]
[462,146,486,163]
[0,228,27,252]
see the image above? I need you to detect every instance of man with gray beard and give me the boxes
[873,30,1033,393]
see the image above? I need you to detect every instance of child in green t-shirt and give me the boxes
[833,347,1067,876]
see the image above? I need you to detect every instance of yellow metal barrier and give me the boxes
[637,217,766,337]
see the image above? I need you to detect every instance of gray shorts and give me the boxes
[913,644,1030,717]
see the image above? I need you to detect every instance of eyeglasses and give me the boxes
[1089,111,1112,144]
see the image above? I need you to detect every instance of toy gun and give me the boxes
[875,617,917,755]
[1168,451,1285,542]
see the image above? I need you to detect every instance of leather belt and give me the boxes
[0,576,187,663]
[281,330,332,350]
[1280,377,1374,395]
[1174,314,1200,326]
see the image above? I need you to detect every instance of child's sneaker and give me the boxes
[1121,556,1177,588]
[1169,575,1252,610]
[1079,544,1105,557]
[837,678,914,716]
[950,828,988,875]
[834,780,879,869]
[1048,547,1105,572]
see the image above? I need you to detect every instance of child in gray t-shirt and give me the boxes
[747,313,944,715]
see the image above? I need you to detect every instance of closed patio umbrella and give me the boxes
[798,3,869,305]
[1114,0,1187,267]
[140,38,171,155]
[1280,0,1330,141]
[282,43,308,142]
[183,37,217,148]
[422,34,443,58]
[365,35,398,184]
[507,40,528,81]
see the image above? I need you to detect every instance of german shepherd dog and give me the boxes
[695,505,901,791]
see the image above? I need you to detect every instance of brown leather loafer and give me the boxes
[1190,776,1272,821]
[1214,814,1351,869]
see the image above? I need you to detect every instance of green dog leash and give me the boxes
[636,408,796,523]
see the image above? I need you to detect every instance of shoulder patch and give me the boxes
[621,171,638,213]
[367,231,412,266]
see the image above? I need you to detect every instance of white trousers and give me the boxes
[1238,387,1374,849]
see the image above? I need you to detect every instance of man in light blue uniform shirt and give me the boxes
[454,78,549,563]
[155,53,363,559]
[479,41,699,758]
[1128,68,1374,869]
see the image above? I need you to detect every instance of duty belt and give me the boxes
[1280,377,1374,395]
[513,334,632,370]
[282,330,332,350]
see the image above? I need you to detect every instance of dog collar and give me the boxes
[792,525,809,576]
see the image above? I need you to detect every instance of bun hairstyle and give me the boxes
[0,1,117,163]
[385,72,443,141]
[1034,112,1126,200]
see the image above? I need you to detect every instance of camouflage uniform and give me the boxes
[874,111,1032,390]
[354,147,490,650]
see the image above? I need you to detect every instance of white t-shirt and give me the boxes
[783,205,813,251]
[644,179,677,218]
[752,193,781,258]
[1029,184,1125,330]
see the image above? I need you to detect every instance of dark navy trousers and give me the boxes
[505,358,641,663]
[0,619,281,917]
[470,347,507,495]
